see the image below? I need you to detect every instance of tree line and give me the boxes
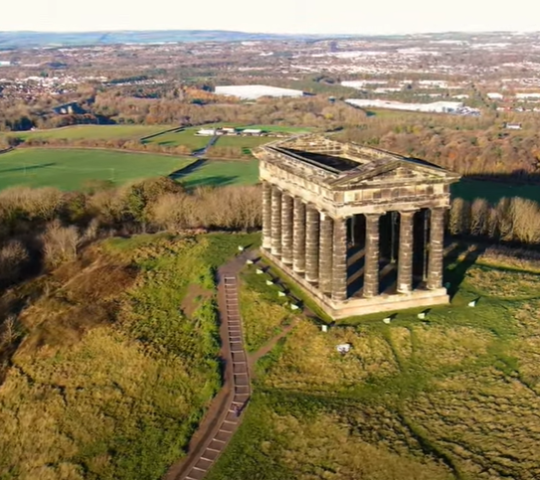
[337,112,540,179]
[0,178,260,288]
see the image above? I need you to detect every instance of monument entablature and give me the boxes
[254,134,461,319]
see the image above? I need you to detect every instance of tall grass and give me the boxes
[0,233,254,480]
[207,259,540,480]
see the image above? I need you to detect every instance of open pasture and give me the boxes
[142,127,210,152]
[4,124,173,142]
[176,159,259,188]
[0,148,193,191]
[144,124,312,153]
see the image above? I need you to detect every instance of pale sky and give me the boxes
[1,0,539,35]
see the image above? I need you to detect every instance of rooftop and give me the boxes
[255,134,460,186]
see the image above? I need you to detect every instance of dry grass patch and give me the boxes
[406,325,493,372]
[0,327,208,480]
[464,265,540,299]
[405,369,540,479]
[272,411,454,480]
[239,287,290,352]
[263,320,398,391]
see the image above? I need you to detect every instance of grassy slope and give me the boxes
[207,257,540,480]
[178,159,259,189]
[4,125,173,141]
[0,148,193,191]
[0,233,258,480]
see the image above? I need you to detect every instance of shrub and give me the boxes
[41,220,80,267]
[0,240,29,284]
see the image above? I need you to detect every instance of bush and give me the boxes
[0,240,29,285]
[41,220,80,267]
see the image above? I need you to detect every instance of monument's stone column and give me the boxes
[262,181,272,250]
[293,198,306,274]
[332,217,348,301]
[363,214,381,298]
[319,213,334,294]
[305,205,320,284]
[281,194,294,265]
[271,186,282,258]
[397,211,415,293]
[427,207,445,290]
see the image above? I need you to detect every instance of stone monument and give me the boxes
[253,134,461,319]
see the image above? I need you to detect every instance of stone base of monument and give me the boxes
[262,251,449,320]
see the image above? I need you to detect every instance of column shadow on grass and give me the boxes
[444,243,486,299]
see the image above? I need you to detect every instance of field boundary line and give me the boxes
[15,145,191,158]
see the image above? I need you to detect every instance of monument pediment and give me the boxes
[256,134,460,188]
[329,160,455,189]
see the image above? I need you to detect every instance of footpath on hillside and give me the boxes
[165,250,300,480]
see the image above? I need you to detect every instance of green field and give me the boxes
[214,136,273,148]
[143,127,210,151]
[144,124,312,153]
[0,148,193,191]
[207,251,540,480]
[3,124,173,142]
[452,178,540,204]
[177,159,259,188]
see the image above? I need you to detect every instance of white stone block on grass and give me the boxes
[383,317,392,324]
[256,269,264,275]
[266,280,274,286]
[278,291,286,297]
[246,259,253,265]
[417,312,427,319]
[290,304,300,311]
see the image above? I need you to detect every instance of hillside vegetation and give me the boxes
[0,233,256,480]
[207,252,540,480]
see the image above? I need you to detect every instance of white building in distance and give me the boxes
[487,92,504,100]
[346,98,479,115]
[516,93,540,99]
[215,85,305,100]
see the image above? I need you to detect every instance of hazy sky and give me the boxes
[1,0,539,34]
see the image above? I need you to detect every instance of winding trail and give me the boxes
[165,250,255,480]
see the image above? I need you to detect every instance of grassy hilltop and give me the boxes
[207,250,540,480]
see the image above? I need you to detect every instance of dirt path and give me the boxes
[247,323,295,380]
[164,250,256,480]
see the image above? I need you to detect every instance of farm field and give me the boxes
[142,127,210,151]
[214,135,272,149]
[177,159,259,188]
[0,148,193,191]
[0,233,259,480]
[144,124,313,153]
[3,124,173,142]
[207,250,540,480]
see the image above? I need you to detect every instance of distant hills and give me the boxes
[0,30,360,48]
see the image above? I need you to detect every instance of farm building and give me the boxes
[215,85,305,100]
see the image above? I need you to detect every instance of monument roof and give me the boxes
[255,134,461,188]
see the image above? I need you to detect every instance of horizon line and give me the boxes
[1,28,539,36]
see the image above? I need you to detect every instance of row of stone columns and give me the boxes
[262,182,445,301]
